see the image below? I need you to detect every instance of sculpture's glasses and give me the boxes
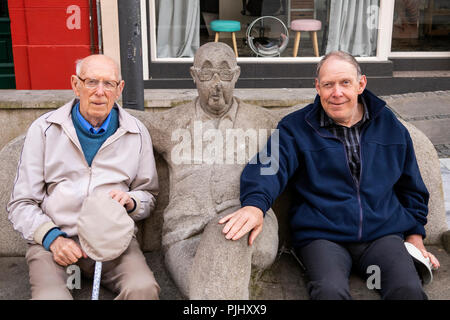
[77,76,120,91]
[193,67,238,82]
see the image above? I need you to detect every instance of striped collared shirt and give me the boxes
[319,97,370,184]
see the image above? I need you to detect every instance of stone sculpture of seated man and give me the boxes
[142,42,279,299]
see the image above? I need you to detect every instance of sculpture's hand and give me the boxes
[218,206,264,246]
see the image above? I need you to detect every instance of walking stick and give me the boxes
[91,261,103,300]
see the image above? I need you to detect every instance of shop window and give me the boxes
[391,0,450,52]
[153,0,379,59]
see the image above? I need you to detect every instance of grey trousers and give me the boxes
[26,237,160,300]
[296,234,427,300]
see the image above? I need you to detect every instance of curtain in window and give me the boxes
[326,0,379,57]
[157,0,200,58]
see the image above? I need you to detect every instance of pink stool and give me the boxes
[290,19,322,57]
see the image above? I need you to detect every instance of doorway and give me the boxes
[0,1,15,89]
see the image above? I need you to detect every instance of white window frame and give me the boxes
[143,0,402,79]
[141,0,149,80]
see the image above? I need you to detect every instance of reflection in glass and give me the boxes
[391,0,450,52]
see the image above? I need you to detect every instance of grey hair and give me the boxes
[75,59,83,77]
[316,51,362,80]
[75,55,122,81]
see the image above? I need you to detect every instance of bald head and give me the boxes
[76,54,122,81]
[193,42,237,69]
[71,54,125,128]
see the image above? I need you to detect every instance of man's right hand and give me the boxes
[49,236,87,267]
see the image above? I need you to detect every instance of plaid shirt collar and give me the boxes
[319,96,370,128]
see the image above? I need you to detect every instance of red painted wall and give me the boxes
[8,0,98,89]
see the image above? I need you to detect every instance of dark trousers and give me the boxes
[296,234,427,300]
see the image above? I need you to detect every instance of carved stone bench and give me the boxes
[0,105,449,300]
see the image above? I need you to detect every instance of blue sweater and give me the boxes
[240,89,429,248]
[71,104,119,166]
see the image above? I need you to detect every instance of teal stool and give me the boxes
[210,20,241,57]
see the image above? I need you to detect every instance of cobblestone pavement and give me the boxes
[436,145,450,158]
[382,91,450,158]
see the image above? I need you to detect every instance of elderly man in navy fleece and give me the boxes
[219,51,440,300]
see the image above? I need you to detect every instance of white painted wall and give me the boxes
[100,0,148,80]
[100,0,120,68]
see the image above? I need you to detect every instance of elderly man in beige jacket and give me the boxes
[7,54,160,300]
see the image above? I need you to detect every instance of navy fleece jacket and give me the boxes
[240,89,429,248]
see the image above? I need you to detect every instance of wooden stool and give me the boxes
[210,20,241,57]
[290,19,322,57]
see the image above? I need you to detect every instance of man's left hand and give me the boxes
[405,234,440,270]
[218,206,264,246]
[109,190,135,212]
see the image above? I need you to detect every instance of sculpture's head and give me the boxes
[190,42,241,117]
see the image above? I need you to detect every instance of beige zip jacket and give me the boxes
[7,99,159,245]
